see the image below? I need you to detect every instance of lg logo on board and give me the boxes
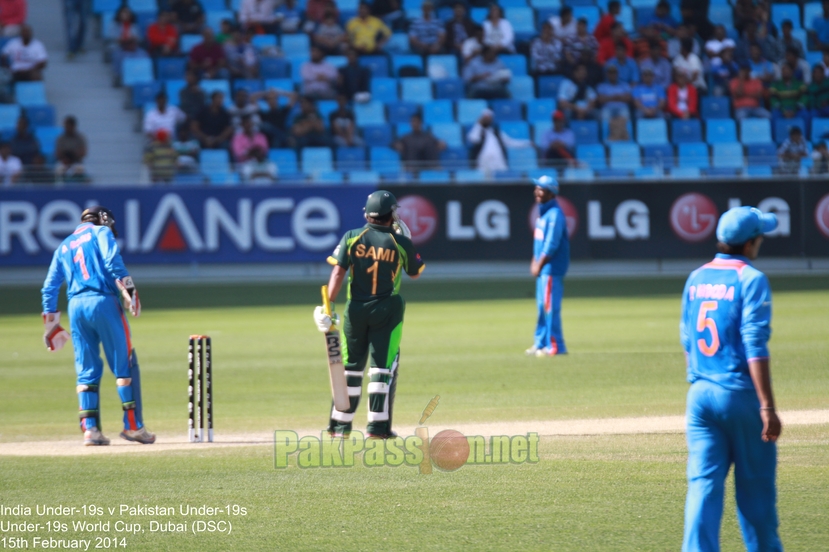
[670,193,719,243]
[396,196,438,245]
[816,194,829,239]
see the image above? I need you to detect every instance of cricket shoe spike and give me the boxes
[84,427,111,446]
[367,431,398,440]
[120,427,156,444]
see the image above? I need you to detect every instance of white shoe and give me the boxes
[525,346,540,356]
[120,427,156,444]
[84,427,111,446]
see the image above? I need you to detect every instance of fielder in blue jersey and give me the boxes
[527,176,570,357]
[41,206,155,446]
[680,206,783,552]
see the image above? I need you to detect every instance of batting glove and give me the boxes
[313,306,340,333]
[392,213,412,239]
[43,312,71,352]
[116,276,141,317]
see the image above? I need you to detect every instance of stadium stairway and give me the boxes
[29,0,145,184]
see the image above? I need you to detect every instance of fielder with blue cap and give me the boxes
[680,206,783,552]
[527,175,570,357]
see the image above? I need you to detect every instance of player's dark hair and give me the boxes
[717,236,759,255]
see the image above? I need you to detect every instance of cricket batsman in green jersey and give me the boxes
[313,190,426,439]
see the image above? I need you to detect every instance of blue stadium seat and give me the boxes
[251,34,277,51]
[508,148,538,170]
[172,173,207,185]
[635,7,655,28]
[530,0,562,7]
[370,147,402,176]
[281,34,310,58]
[359,56,389,78]
[455,169,486,183]
[164,79,186,104]
[708,4,733,26]
[610,143,641,170]
[704,167,740,177]
[636,119,668,146]
[538,76,566,98]
[423,100,454,125]
[805,2,823,29]
[457,99,488,125]
[401,78,433,101]
[812,118,829,142]
[370,78,398,103]
[526,99,556,123]
[500,0,530,7]
[642,144,675,167]
[440,147,470,170]
[348,170,380,184]
[705,119,737,144]
[13,82,46,107]
[701,96,731,119]
[315,100,337,126]
[264,78,294,95]
[571,120,599,144]
[338,0,359,10]
[435,78,464,100]
[93,0,120,13]
[532,122,551,146]
[259,58,290,79]
[745,166,773,178]
[671,167,701,179]
[572,6,600,31]
[121,58,154,86]
[771,4,801,28]
[495,169,525,181]
[431,123,463,148]
[386,33,411,53]
[509,76,536,101]
[302,148,334,174]
[490,99,523,121]
[634,166,663,179]
[361,124,393,147]
[395,122,412,137]
[774,118,806,144]
[206,10,235,32]
[127,0,156,13]
[419,170,451,182]
[563,167,594,181]
[392,55,424,77]
[576,144,607,170]
[201,79,231,99]
[427,55,458,79]
[232,79,263,93]
[740,118,772,145]
[24,105,56,128]
[325,56,348,69]
[678,143,710,169]
[629,0,658,7]
[712,142,744,168]
[156,57,187,80]
[500,121,530,141]
[33,126,59,159]
[499,54,528,76]
[200,149,231,178]
[671,119,702,144]
[180,34,203,53]
[470,8,487,23]
[315,171,345,184]
[387,102,419,124]
[336,147,366,170]
[290,56,309,82]
[617,5,634,32]
[131,81,162,109]
[746,143,778,167]
[269,149,299,176]
[355,101,386,126]
[597,168,632,179]
[209,172,241,186]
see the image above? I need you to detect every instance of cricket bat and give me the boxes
[322,285,350,412]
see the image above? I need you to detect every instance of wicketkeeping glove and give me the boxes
[116,276,141,317]
[313,306,339,333]
[43,312,71,352]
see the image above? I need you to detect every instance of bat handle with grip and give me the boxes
[321,285,332,316]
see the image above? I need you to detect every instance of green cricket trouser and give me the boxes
[328,294,405,435]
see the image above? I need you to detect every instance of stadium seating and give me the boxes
[571,120,600,144]
[269,149,300,176]
[671,120,702,144]
[349,170,381,184]
[423,100,454,125]
[501,121,530,141]
[401,78,433,102]
[577,144,607,170]
[678,143,710,169]
[701,97,731,120]
[435,78,465,100]
[301,148,333,175]
[712,143,744,169]
[705,119,737,144]
[491,100,523,121]
[457,99,488,125]
[388,102,419,124]
[636,119,668,146]
[336,147,366,171]
[355,102,386,126]
[740,119,773,145]
[427,55,458,79]
[359,56,389,78]
[609,143,641,170]
[526,99,555,123]
[432,123,464,148]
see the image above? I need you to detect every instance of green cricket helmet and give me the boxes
[364,190,398,218]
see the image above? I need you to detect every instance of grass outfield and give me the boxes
[0,278,827,550]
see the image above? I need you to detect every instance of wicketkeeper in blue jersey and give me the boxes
[41,206,156,446]
[680,206,783,552]
[527,176,570,357]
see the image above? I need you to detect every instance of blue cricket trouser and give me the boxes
[683,379,781,552]
[69,294,143,431]
[534,274,566,354]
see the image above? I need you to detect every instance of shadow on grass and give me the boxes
[4,276,829,315]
